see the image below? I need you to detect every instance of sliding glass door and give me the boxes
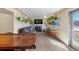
[70,9,79,50]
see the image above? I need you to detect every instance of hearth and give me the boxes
[34,19,43,32]
[35,26,42,32]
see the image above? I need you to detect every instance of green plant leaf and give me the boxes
[16,16,33,24]
[16,16,21,21]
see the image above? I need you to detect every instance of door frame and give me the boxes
[68,9,79,50]
[68,10,73,47]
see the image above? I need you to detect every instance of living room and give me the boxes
[0,8,79,51]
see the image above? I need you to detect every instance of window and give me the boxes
[72,10,79,27]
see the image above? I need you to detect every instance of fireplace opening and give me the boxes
[34,19,43,24]
[34,19,43,32]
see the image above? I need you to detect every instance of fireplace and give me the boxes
[35,26,42,32]
[34,19,43,32]
[34,19,43,24]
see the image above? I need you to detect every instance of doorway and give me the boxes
[69,9,79,50]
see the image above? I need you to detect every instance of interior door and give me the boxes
[70,9,79,50]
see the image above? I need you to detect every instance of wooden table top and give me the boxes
[0,45,36,49]
[0,33,36,49]
[0,33,36,35]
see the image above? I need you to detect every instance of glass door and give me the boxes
[70,9,79,50]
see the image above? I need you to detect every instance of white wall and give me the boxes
[6,8,30,33]
[0,12,13,33]
[55,8,77,45]
[42,18,48,30]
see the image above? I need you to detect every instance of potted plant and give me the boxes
[26,17,33,24]
[46,15,58,31]
[47,16,57,25]
[16,16,33,25]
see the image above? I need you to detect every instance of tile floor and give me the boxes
[32,32,74,51]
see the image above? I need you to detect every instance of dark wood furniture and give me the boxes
[0,33,36,51]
